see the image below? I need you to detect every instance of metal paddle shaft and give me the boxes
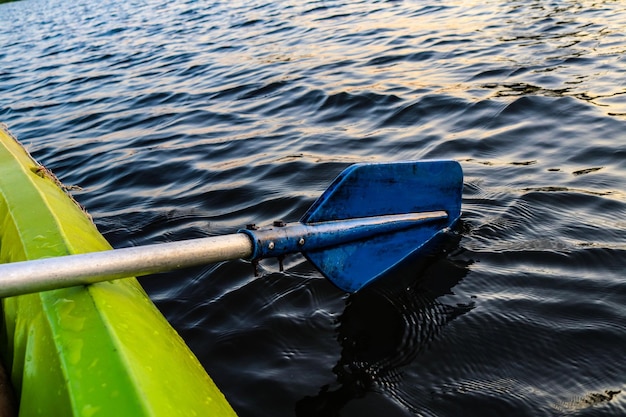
[0,211,446,297]
[0,160,463,297]
[0,234,253,298]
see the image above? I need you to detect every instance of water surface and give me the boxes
[1,0,625,416]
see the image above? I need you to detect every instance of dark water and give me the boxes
[2,0,626,415]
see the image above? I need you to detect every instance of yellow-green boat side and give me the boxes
[0,125,237,416]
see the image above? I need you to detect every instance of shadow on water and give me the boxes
[295,232,474,416]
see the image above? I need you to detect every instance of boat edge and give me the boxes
[0,124,237,417]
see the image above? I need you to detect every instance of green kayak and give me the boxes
[0,124,237,416]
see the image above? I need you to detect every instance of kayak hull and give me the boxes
[0,124,237,416]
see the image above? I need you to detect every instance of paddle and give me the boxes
[0,160,462,297]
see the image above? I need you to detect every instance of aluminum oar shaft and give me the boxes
[0,234,253,297]
[0,210,448,297]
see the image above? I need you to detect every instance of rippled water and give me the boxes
[2,0,626,416]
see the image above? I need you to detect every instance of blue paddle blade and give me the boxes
[300,160,463,292]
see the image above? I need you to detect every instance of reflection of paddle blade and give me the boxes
[301,160,463,292]
[295,239,474,417]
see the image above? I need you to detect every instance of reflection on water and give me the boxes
[296,235,474,416]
